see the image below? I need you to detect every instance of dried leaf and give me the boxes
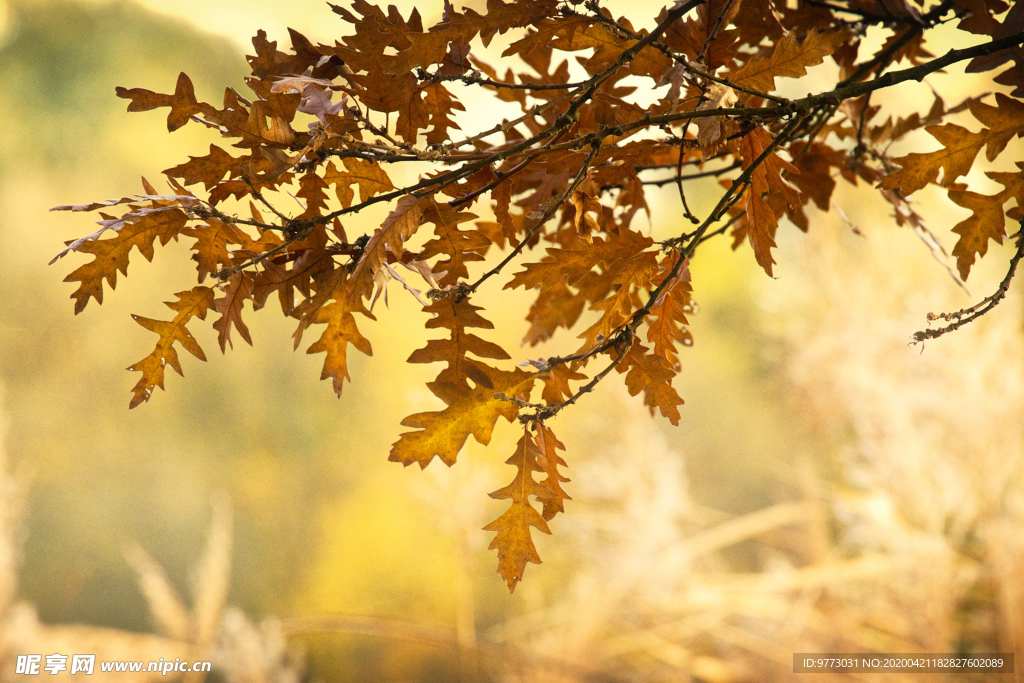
[61,207,188,314]
[729,28,851,94]
[390,366,533,468]
[483,426,554,592]
[297,268,374,395]
[128,287,215,408]
[116,72,201,132]
[323,158,395,209]
[212,273,255,352]
[351,195,426,298]
[950,165,1024,279]
[618,343,684,425]
[881,94,1024,195]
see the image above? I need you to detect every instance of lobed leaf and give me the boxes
[484,426,555,592]
[390,366,534,468]
[301,269,374,396]
[128,287,215,408]
[950,165,1024,279]
[729,28,851,94]
[881,94,1024,195]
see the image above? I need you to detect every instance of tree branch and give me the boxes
[455,142,603,300]
[913,224,1024,343]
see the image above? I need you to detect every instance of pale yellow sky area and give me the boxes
[125,0,392,47]
[0,0,670,51]
[2,0,367,47]
[125,0,668,47]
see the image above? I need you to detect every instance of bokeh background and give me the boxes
[0,0,1022,681]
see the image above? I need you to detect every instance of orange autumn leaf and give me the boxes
[618,343,684,426]
[880,94,1024,195]
[647,253,694,368]
[52,0,1024,593]
[729,28,851,94]
[295,268,374,396]
[212,272,255,352]
[116,72,200,132]
[484,426,555,592]
[128,287,215,408]
[322,158,395,209]
[534,424,571,522]
[390,366,534,468]
[58,203,188,314]
[950,165,1024,279]
[391,299,526,468]
[734,128,800,276]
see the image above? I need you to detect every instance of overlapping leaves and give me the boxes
[52,0,1024,591]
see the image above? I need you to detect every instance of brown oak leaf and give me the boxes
[128,287,215,408]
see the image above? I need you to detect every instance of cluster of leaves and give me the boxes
[54,0,1024,591]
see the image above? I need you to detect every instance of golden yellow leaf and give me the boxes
[484,426,555,592]
[390,366,534,468]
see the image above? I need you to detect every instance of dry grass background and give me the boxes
[281,214,1024,683]
[5,222,1016,683]
[0,511,305,682]
[0,420,303,682]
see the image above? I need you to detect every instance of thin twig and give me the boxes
[643,161,743,187]
[529,114,805,410]
[912,225,1024,343]
[697,0,738,66]
[213,233,305,280]
[518,339,632,422]
[241,176,293,224]
[418,68,589,91]
[190,204,282,233]
[675,134,700,224]
[456,142,603,299]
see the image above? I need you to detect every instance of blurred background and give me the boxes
[0,0,1022,680]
